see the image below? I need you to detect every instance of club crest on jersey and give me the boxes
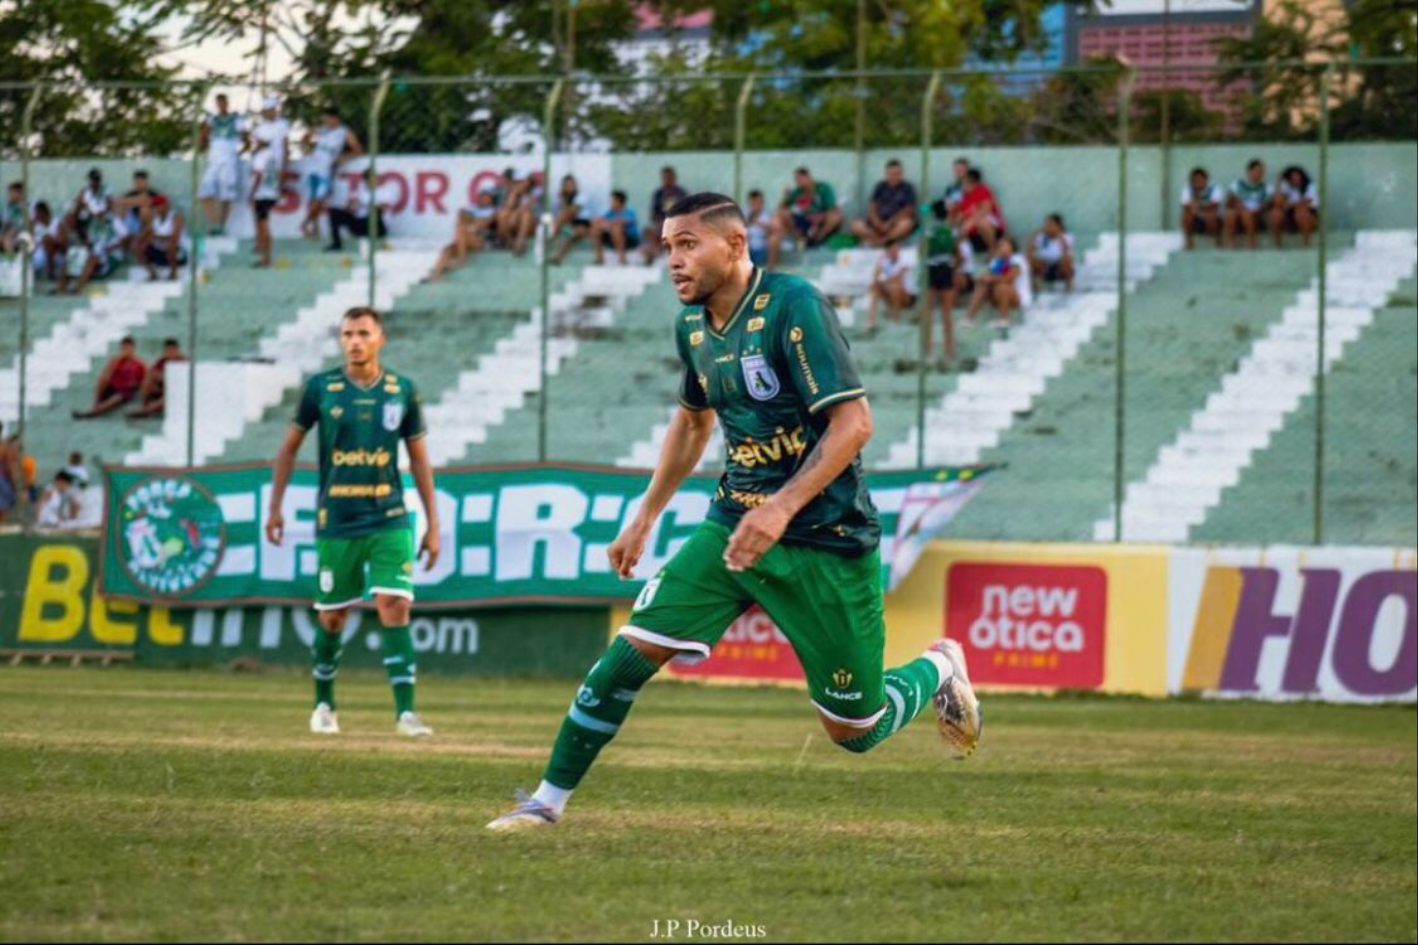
[382,401,403,432]
[740,354,780,401]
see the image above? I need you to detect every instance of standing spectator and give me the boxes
[1225,158,1273,250]
[1273,165,1318,248]
[35,470,82,529]
[965,236,1030,329]
[591,190,640,265]
[301,107,364,240]
[326,169,391,253]
[73,335,146,419]
[767,167,842,268]
[0,422,19,523]
[116,170,163,245]
[199,93,246,236]
[549,175,593,264]
[943,157,970,222]
[2,181,30,254]
[250,139,281,268]
[128,338,186,418]
[1027,213,1075,293]
[55,209,126,296]
[957,168,1006,253]
[922,199,961,366]
[425,189,499,282]
[135,195,186,282]
[865,240,916,334]
[639,166,689,264]
[1180,167,1223,250]
[251,95,292,192]
[744,189,773,267]
[30,202,62,281]
[850,159,919,247]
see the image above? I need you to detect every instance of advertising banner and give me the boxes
[99,462,995,609]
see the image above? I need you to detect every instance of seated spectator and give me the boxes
[73,335,146,419]
[327,168,391,253]
[549,175,594,265]
[62,451,91,488]
[425,188,500,282]
[591,190,640,265]
[250,139,281,268]
[965,236,1030,329]
[1272,165,1318,248]
[35,470,82,529]
[493,169,538,256]
[115,170,163,246]
[640,166,689,264]
[851,159,918,247]
[768,167,842,268]
[0,423,19,523]
[2,181,30,254]
[128,338,186,418]
[135,195,187,282]
[744,189,773,267]
[865,239,916,334]
[71,167,111,235]
[30,202,62,281]
[943,157,970,224]
[922,199,961,366]
[1225,158,1273,250]
[1027,213,1075,293]
[1180,167,1224,250]
[957,168,1006,253]
[55,209,127,296]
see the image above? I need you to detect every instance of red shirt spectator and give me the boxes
[73,336,147,419]
[958,169,1007,252]
[110,354,146,395]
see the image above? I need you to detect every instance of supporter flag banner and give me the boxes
[98,462,995,608]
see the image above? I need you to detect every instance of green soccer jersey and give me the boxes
[924,218,957,264]
[293,366,426,539]
[785,182,837,215]
[676,268,880,556]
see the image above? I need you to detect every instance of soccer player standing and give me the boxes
[488,193,981,830]
[266,307,440,737]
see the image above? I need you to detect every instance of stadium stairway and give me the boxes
[127,239,439,466]
[1099,229,1418,543]
[945,238,1340,542]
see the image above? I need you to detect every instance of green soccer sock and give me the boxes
[542,636,660,791]
[312,627,343,710]
[839,655,943,754]
[381,624,417,717]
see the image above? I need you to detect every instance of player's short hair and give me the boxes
[665,192,746,231]
[342,306,382,326]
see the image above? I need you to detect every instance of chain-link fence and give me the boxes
[0,61,1413,548]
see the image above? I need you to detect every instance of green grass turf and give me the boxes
[0,668,1413,942]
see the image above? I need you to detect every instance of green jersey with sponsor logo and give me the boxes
[676,268,880,556]
[293,366,426,539]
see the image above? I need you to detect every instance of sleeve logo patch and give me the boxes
[753,293,772,310]
[689,330,704,346]
[789,326,804,342]
[746,316,765,332]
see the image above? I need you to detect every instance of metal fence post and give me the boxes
[1113,69,1135,543]
[367,71,392,309]
[734,75,755,205]
[17,85,41,463]
[916,71,941,469]
[185,82,209,467]
[1313,63,1333,545]
[538,79,564,464]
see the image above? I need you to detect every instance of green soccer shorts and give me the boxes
[625,520,887,725]
[314,529,416,611]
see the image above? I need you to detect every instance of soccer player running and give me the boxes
[488,193,981,831]
[266,306,441,737]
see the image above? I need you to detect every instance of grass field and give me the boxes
[0,667,1414,943]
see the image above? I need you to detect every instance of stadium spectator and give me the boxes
[549,175,593,265]
[922,199,961,366]
[54,209,126,296]
[965,236,1030,329]
[199,93,245,236]
[2,181,30,254]
[135,195,186,282]
[301,107,364,240]
[327,169,392,253]
[744,189,773,267]
[1027,213,1075,293]
[639,166,689,264]
[1225,158,1273,250]
[958,168,1006,253]
[0,423,19,523]
[591,190,640,265]
[251,95,292,191]
[767,166,842,268]
[35,470,82,529]
[492,169,538,256]
[865,239,915,334]
[1180,166,1223,250]
[1273,165,1318,248]
[115,170,163,245]
[250,138,280,268]
[851,159,919,247]
[71,167,111,232]
[62,451,91,489]
[943,157,970,222]
[30,202,61,281]
[425,188,499,282]
[128,338,186,418]
[73,335,146,419]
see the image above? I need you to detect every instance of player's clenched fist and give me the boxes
[265,511,284,546]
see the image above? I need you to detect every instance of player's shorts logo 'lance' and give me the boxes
[740,353,781,401]
[832,668,853,689]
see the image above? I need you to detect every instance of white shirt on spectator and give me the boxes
[1278,179,1319,209]
[252,150,282,201]
[877,253,913,285]
[1032,232,1074,265]
[36,486,80,529]
[747,209,773,254]
[251,116,292,167]
[1180,182,1223,207]
[1230,178,1274,212]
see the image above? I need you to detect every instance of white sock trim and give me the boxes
[533,780,572,816]
[925,649,954,686]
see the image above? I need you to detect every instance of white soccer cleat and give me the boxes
[486,790,560,832]
[928,639,982,758]
[396,711,433,737]
[310,703,340,735]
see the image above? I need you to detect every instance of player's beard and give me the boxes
[682,265,729,307]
